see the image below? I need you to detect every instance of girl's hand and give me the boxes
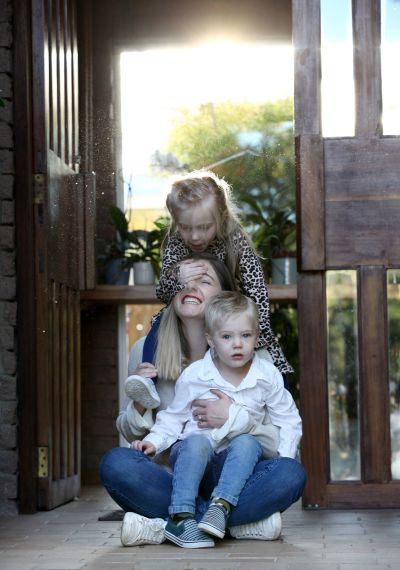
[191,390,232,429]
[134,362,158,378]
[130,440,156,455]
[178,260,208,286]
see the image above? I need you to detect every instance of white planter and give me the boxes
[133,261,155,285]
[271,257,297,284]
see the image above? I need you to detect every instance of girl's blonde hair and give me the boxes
[165,170,252,278]
[154,252,237,381]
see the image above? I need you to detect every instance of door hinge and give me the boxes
[37,446,48,478]
[33,173,45,204]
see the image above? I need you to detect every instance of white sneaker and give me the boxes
[124,375,160,409]
[229,512,282,541]
[121,512,166,546]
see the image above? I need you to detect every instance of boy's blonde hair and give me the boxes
[205,291,259,336]
[154,252,237,381]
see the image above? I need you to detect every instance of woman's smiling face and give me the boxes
[173,261,222,320]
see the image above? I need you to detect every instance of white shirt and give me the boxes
[144,350,302,458]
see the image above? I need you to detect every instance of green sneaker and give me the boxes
[164,517,215,548]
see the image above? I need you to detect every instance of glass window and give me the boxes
[320,0,355,137]
[381,0,400,135]
[327,270,360,480]
[387,269,400,480]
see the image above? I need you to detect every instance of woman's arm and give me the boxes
[192,391,279,458]
[260,366,302,459]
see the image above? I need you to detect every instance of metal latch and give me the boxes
[37,446,48,478]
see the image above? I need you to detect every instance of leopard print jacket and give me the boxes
[154,231,293,374]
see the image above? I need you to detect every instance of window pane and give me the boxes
[327,270,360,480]
[381,0,400,135]
[388,270,400,480]
[321,0,355,137]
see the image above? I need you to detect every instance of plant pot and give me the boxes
[271,256,297,284]
[133,261,155,285]
[104,259,130,285]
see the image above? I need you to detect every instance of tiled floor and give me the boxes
[0,486,399,570]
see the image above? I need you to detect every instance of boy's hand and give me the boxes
[134,362,158,378]
[178,260,208,286]
[130,440,156,455]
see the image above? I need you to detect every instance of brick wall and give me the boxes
[81,306,120,484]
[0,0,17,516]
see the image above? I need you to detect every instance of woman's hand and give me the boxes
[178,260,208,286]
[191,389,232,429]
[130,440,156,455]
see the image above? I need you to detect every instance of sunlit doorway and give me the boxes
[118,42,297,388]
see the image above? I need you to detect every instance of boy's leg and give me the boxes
[198,435,263,539]
[169,434,213,516]
[212,434,263,506]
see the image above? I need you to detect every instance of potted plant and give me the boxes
[238,192,296,284]
[97,206,169,285]
[127,217,169,285]
[97,205,135,284]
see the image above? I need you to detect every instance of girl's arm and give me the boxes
[155,233,189,304]
[234,231,272,349]
[234,232,293,373]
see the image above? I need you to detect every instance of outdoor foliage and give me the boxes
[154,97,296,267]
[153,97,299,391]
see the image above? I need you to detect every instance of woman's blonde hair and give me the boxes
[165,170,250,278]
[154,252,237,381]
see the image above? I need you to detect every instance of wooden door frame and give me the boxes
[294,0,400,508]
[14,0,38,514]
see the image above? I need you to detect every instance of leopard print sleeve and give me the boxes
[234,231,293,374]
[155,233,189,305]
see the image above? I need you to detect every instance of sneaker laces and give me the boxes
[139,518,165,540]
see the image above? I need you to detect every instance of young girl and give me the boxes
[125,170,292,409]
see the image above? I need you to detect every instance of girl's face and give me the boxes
[173,260,222,320]
[176,195,218,252]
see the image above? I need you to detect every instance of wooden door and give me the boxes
[15,0,94,511]
[294,0,400,507]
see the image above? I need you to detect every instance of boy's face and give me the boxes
[207,312,258,370]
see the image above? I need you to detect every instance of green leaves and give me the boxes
[98,206,169,277]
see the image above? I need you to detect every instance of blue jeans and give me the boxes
[99,445,306,526]
[168,433,263,515]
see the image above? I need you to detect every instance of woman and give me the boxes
[99,252,306,546]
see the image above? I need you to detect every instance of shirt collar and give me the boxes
[199,349,263,390]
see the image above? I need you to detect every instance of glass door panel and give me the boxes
[327,270,360,480]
